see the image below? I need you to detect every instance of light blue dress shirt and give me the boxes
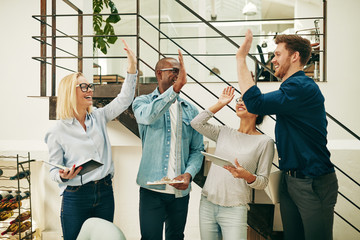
[132,86,204,198]
[45,72,137,195]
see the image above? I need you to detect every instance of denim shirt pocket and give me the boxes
[181,118,192,140]
[150,117,165,130]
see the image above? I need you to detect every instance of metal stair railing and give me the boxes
[31,0,360,235]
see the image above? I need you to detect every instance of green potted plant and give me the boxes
[93,0,121,54]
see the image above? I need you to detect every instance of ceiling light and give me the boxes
[243,2,257,16]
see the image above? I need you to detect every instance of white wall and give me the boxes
[1,0,360,239]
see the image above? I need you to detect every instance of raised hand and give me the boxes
[218,86,235,106]
[173,49,187,93]
[236,29,256,94]
[122,39,136,74]
[208,86,235,114]
[236,29,253,60]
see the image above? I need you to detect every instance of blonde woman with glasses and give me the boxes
[45,40,136,240]
[191,86,274,240]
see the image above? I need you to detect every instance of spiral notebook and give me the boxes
[43,159,103,176]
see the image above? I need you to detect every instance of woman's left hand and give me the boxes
[224,159,256,183]
[122,39,136,74]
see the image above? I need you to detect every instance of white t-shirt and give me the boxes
[151,100,178,194]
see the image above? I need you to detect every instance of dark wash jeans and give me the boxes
[280,172,338,240]
[61,175,115,240]
[139,187,190,240]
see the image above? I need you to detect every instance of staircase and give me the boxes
[32,0,360,239]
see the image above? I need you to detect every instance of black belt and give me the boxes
[284,170,312,179]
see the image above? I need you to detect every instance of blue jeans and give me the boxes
[199,195,248,240]
[61,175,115,240]
[139,187,190,240]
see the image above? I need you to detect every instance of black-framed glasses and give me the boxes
[76,83,94,92]
[159,68,179,74]
[235,97,244,104]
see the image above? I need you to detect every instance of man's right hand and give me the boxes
[236,29,253,60]
[173,50,187,93]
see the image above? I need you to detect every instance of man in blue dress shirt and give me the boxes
[132,50,204,240]
[236,29,338,240]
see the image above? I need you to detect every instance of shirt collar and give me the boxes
[61,112,90,125]
[62,118,76,125]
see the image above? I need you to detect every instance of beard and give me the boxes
[274,57,291,79]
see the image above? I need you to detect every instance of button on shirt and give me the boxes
[45,72,137,195]
[243,71,334,177]
[132,86,204,198]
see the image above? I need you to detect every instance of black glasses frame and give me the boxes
[76,83,94,92]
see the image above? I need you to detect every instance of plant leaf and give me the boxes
[107,36,117,44]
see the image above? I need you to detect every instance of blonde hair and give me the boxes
[56,72,93,119]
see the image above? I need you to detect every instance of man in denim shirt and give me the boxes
[132,50,204,240]
[236,30,338,240]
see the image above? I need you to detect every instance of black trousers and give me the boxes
[139,187,190,240]
[280,172,338,240]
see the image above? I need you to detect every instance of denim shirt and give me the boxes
[132,86,204,198]
[45,72,137,195]
[243,71,334,177]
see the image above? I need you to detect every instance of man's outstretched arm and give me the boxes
[236,29,255,94]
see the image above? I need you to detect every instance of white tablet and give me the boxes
[147,179,184,185]
[201,151,235,168]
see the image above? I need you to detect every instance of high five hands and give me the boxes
[236,29,253,61]
[173,50,187,93]
[122,39,136,74]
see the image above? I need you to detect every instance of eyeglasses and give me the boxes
[235,97,244,104]
[159,68,179,74]
[76,83,94,92]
